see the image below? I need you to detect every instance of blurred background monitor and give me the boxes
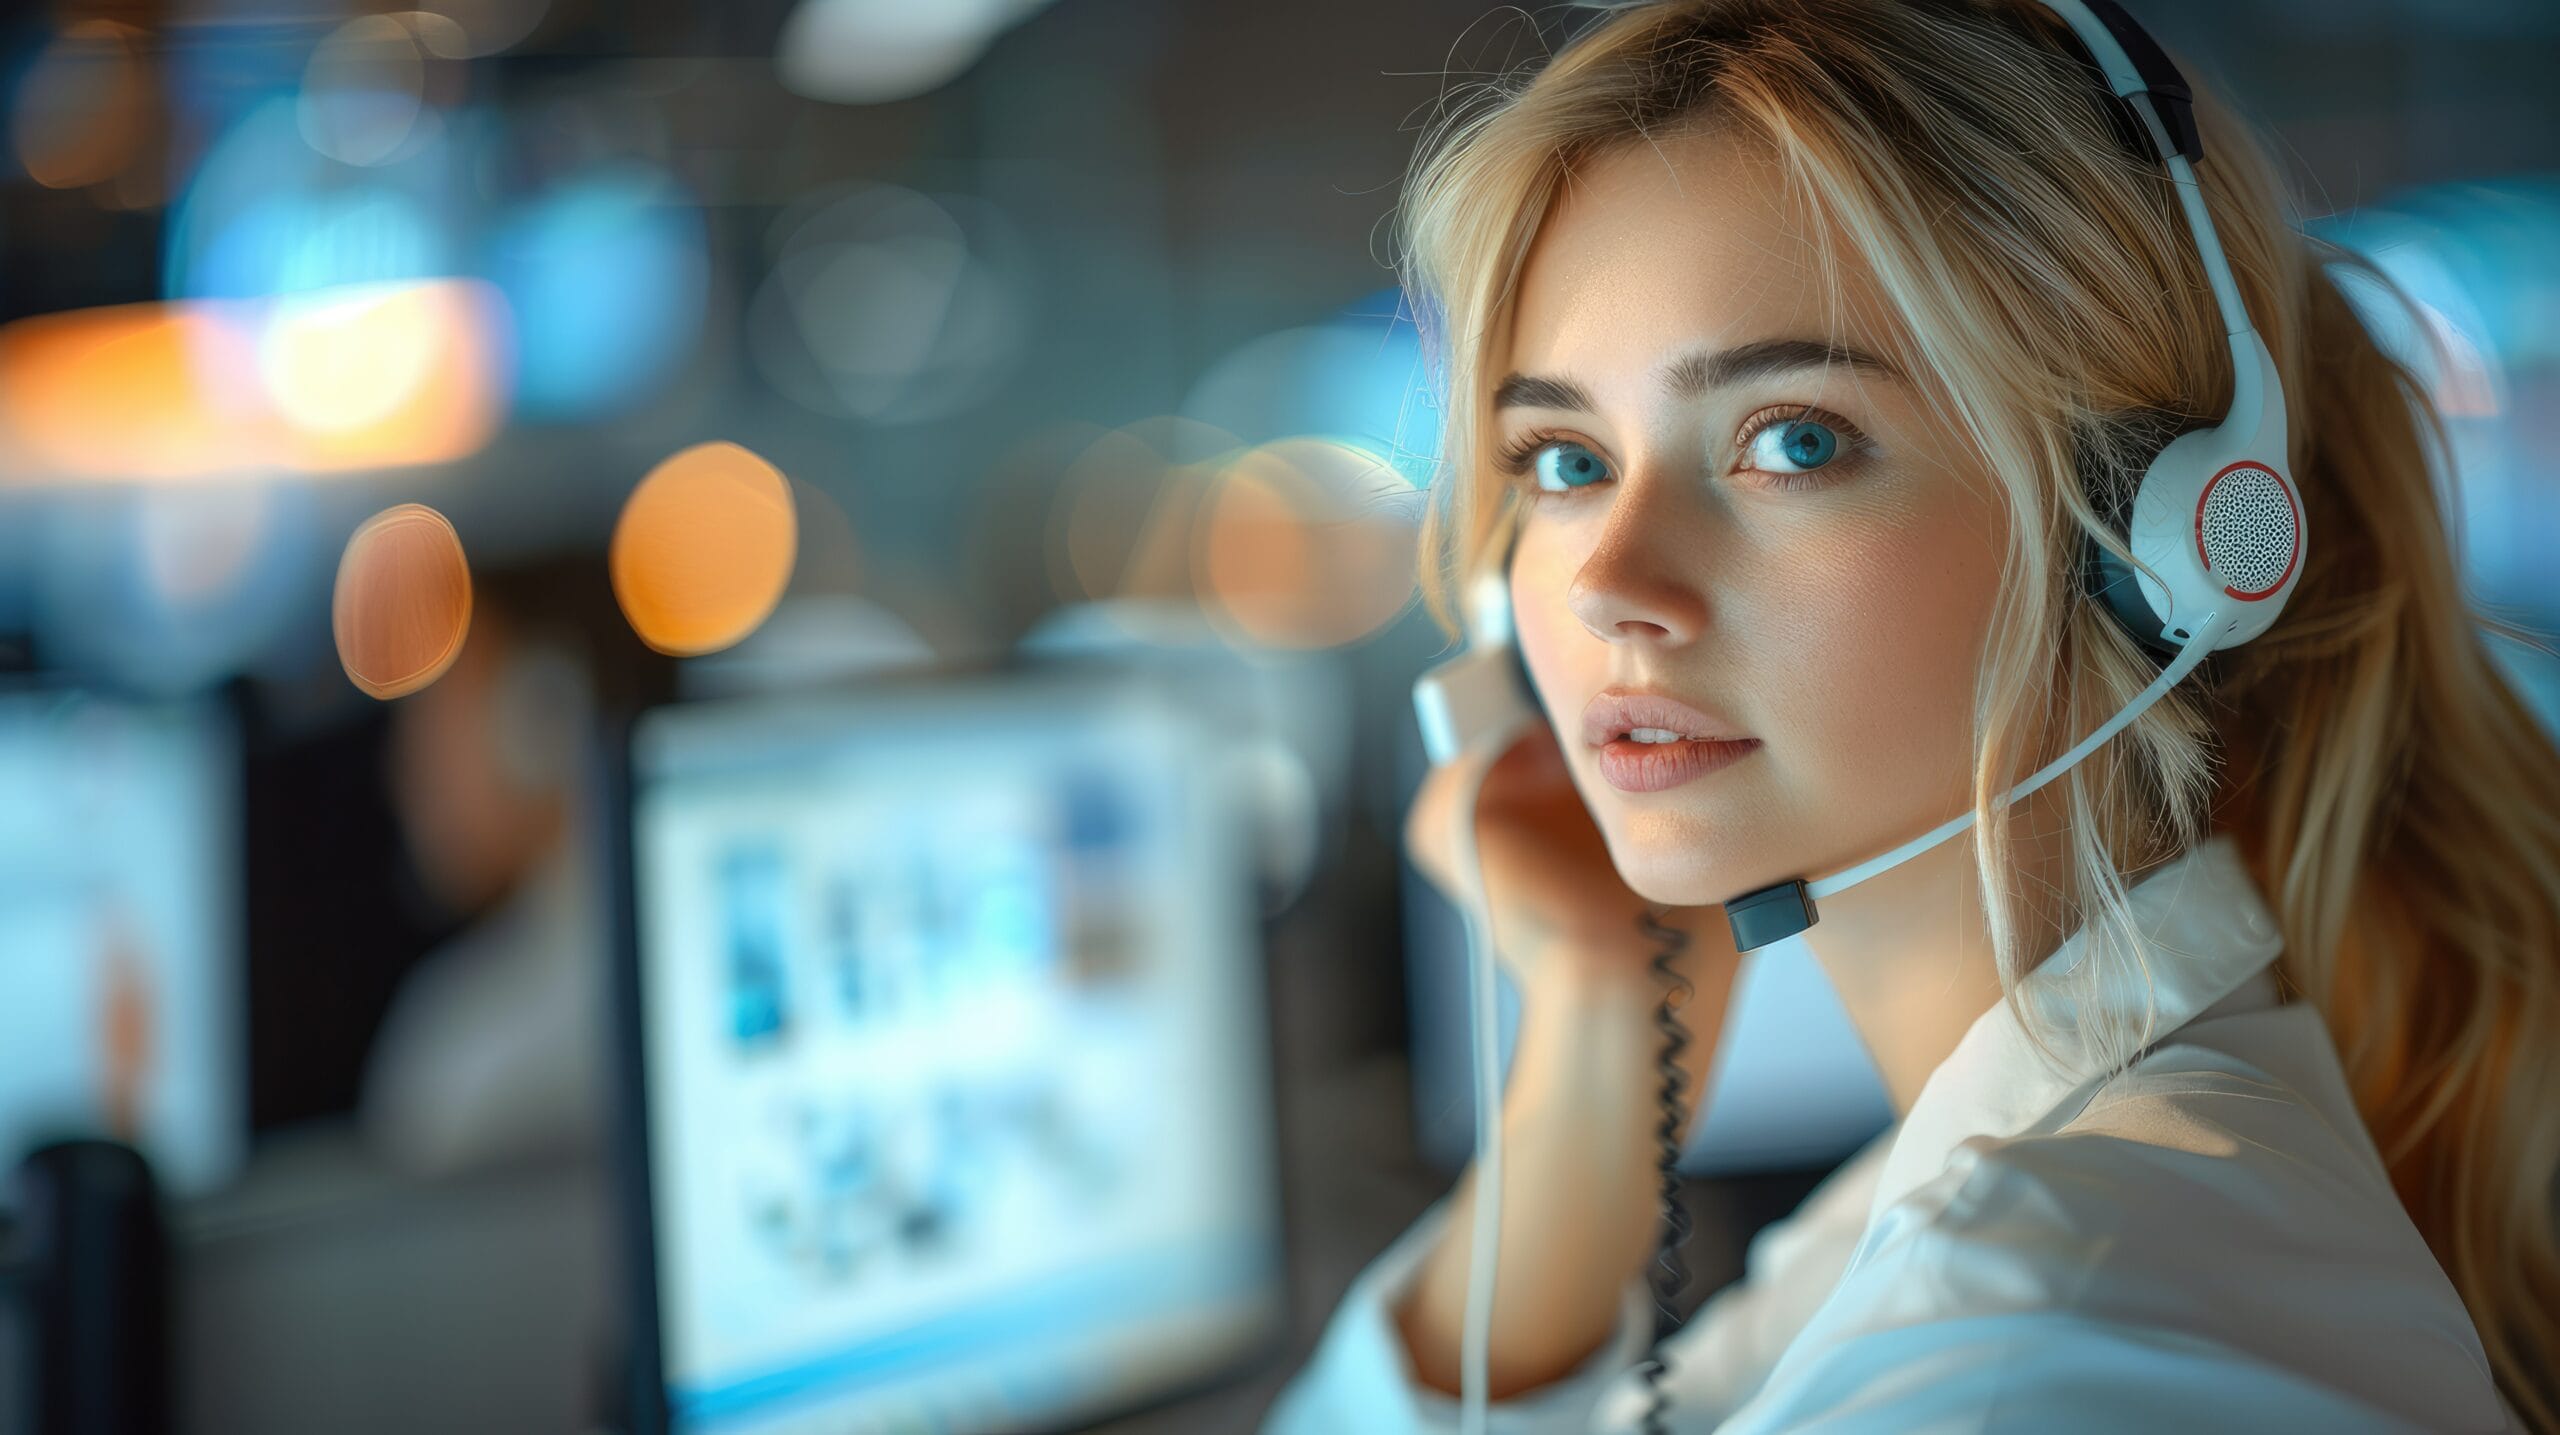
[0,683,242,1202]
[619,671,1286,1435]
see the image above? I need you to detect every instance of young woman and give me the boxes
[1265,1,2560,1430]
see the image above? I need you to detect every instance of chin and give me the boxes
[1607,823,1751,900]
[1602,811,1776,908]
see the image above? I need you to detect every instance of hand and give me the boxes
[1405,721,1738,1000]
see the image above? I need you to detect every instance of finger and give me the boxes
[1482,718,1562,790]
[1405,721,1546,892]
[1518,719,1569,774]
[1404,739,1494,891]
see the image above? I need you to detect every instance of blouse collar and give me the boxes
[1864,832,2288,1226]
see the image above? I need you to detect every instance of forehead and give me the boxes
[1502,123,1902,383]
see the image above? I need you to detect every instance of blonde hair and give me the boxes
[1393,1,2560,1425]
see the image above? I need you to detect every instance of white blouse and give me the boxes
[1263,835,2520,1433]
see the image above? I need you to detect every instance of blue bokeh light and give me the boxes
[1180,286,1445,487]
[484,164,710,420]
[165,95,457,302]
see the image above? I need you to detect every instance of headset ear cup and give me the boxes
[2076,411,2193,661]
[2083,531,2177,657]
[2081,453,2185,660]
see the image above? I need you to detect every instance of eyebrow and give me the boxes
[1491,337,1905,413]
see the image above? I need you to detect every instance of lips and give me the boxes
[1580,688,1752,750]
[1594,733,1760,793]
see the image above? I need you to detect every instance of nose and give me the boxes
[1564,486,1711,646]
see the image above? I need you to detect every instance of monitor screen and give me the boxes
[0,685,241,1201]
[625,674,1286,1435]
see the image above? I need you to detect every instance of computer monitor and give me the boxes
[614,671,1287,1435]
[0,683,242,1202]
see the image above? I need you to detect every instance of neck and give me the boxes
[1800,787,2082,1116]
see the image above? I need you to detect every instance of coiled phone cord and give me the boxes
[1632,906,1695,1435]
[1442,731,1696,1435]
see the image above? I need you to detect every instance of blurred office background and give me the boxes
[0,1,2554,1432]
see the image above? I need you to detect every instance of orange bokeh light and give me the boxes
[611,441,799,656]
[262,281,507,470]
[0,281,507,483]
[1038,416,1241,608]
[1055,427,1177,603]
[334,502,473,699]
[1193,438,1420,649]
[0,299,256,479]
[12,20,148,192]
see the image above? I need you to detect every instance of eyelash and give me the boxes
[1491,404,1874,497]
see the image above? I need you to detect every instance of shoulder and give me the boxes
[1988,998,2448,1276]
[1929,1014,2488,1367]
[1934,1005,2417,1265]
[1720,1015,2511,1434]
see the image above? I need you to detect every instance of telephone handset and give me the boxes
[1410,571,1698,1435]
[1413,571,1536,768]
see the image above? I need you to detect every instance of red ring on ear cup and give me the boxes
[2192,460,2301,601]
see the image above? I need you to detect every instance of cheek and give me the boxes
[1751,509,2001,798]
[1499,483,2007,857]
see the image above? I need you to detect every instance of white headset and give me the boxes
[1408,2,2307,1430]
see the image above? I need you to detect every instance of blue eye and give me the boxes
[1530,440,1608,491]
[1749,418,1841,473]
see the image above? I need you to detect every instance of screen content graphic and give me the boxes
[0,688,241,1205]
[631,683,1284,1434]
